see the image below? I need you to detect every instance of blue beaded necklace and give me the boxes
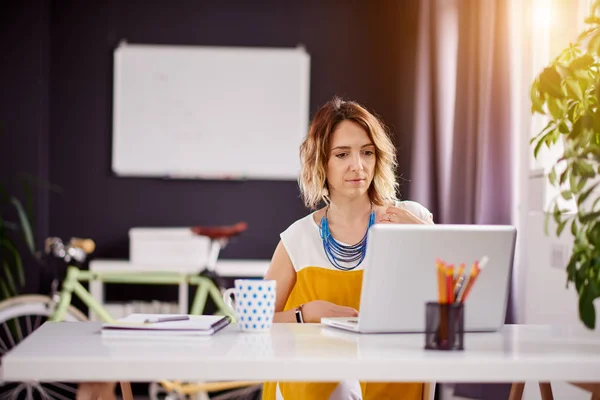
[319,204,376,271]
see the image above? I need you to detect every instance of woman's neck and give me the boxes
[326,195,372,227]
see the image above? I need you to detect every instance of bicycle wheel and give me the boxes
[0,294,87,399]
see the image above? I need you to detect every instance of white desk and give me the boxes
[3,323,600,384]
[88,259,269,319]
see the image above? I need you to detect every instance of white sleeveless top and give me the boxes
[280,200,433,273]
[267,200,433,400]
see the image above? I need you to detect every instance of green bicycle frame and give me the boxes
[48,266,235,323]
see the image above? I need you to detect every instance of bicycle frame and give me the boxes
[48,265,235,323]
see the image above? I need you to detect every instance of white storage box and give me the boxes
[129,227,211,266]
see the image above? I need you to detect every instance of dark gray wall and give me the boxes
[0,0,50,294]
[2,1,419,298]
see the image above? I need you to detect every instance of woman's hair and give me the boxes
[298,96,399,209]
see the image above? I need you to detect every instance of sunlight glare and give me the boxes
[533,0,553,32]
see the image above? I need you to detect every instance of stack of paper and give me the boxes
[101,313,230,339]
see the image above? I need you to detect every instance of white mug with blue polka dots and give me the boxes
[223,279,276,332]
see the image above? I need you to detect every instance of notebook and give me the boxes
[101,313,231,338]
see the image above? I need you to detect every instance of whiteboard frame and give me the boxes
[111,41,311,181]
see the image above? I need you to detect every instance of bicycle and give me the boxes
[0,222,262,400]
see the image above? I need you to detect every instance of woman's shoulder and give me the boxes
[281,211,319,239]
[393,200,433,221]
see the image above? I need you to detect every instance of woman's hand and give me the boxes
[377,206,433,225]
[301,300,359,323]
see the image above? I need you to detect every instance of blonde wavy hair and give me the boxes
[298,97,399,210]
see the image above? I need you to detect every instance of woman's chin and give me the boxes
[341,187,369,198]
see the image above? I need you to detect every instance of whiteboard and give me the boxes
[112,42,310,180]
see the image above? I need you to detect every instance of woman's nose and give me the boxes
[350,154,363,171]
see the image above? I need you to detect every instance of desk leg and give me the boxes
[179,281,189,314]
[568,383,600,399]
[76,382,116,400]
[120,382,133,400]
[508,382,525,400]
[539,382,554,400]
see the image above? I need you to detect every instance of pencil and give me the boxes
[454,263,465,292]
[457,256,488,303]
[436,259,446,304]
[445,265,454,303]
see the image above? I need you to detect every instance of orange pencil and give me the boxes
[458,256,488,303]
[445,264,455,303]
[436,259,446,303]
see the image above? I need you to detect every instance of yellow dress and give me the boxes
[262,201,432,400]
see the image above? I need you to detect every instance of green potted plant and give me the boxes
[0,176,39,301]
[530,0,600,330]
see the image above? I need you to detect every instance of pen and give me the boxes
[453,265,470,301]
[144,315,190,324]
[454,263,465,292]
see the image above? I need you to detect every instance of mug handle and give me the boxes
[222,288,238,319]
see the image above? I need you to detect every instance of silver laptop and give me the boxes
[321,224,516,333]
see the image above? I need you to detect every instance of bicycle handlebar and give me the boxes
[69,238,96,254]
[44,237,96,264]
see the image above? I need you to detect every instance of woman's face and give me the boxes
[326,120,376,201]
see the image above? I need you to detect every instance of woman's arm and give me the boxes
[264,240,359,323]
[264,240,299,322]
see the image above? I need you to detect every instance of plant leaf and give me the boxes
[19,176,35,233]
[547,97,565,120]
[586,223,600,246]
[558,121,570,133]
[579,281,598,330]
[531,81,545,114]
[0,280,11,301]
[553,202,564,225]
[544,212,551,236]
[576,175,588,193]
[2,261,17,296]
[534,136,547,158]
[578,27,599,42]
[556,219,568,236]
[587,29,600,55]
[0,238,24,286]
[577,181,600,207]
[565,79,584,100]
[561,190,573,200]
[579,210,600,223]
[559,168,569,185]
[538,67,566,98]
[10,196,36,255]
[548,168,558,186]
[569,54,595,71]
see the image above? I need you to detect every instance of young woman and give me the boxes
[262,97,433,400]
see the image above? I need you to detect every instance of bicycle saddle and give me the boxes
[190,222,248,239]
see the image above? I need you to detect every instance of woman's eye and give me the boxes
[335,153,348,158]
[363,150,374,156]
